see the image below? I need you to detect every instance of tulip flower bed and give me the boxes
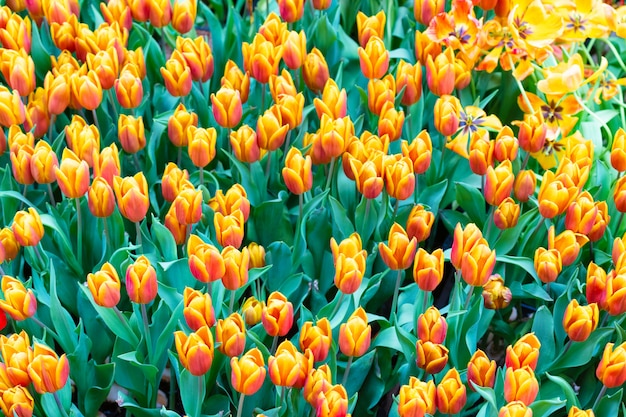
[2,0,626,416]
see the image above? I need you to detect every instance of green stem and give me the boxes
[270,335,279,354]
[33,243,46,270]
[330,292,345,319]
[48,114,56,140]
[103,217,111,254]
[91,108,100,132]
[464,285,475,310]
[341,355,353,387]
[391,269,403,323]
[601,38,626,73]
[236,393,245,417]
[229,290,236,314]
[113,306,140,346]
[75,198,82,268]
[520,151,530,171]
[575,93,612,139]
[299,193,303,220]
[53,390,70,417]
[47,183,55,206]
[136,221,143,253]
[507,55,535,115]
[593,385,608,410]
[325,157,336,191]
[199,168,204,188]
[422,290,429,315]
[31,316,60,341]
[141,304,153,363]
[279,386,286,410]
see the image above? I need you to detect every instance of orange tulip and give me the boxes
[563,299,599,342]
[65,115,99,167]
[493,198,520,230]
[538,171,578,219]
[302,48,329,94]
[504,366,539,405]
[396,60,422,106]
[436,368,466,414]
[221,246,250,290]
[467,349,496,390]
[505,333,541,371]
[256,105,289,151]
[304,365,332,407]
[230,125,262,163]
[339,307,371,357]
[125,255,158,304]
[209,184,250,220]
[534,247,562,284]
[514,170,536,203]
[231,348,266,395]
[461,241,496,287]
[87,262,120,308]
[12,208,44,247]
[282,147,312,195]
[417,306,447,344]
[93,144,121,189]
[0,86,26,127]
[113,173,150,223]
[0,276,36,321]
[416,340,449,374]
[596,342,626,388]
[317,384,348,417]
[247,242,266,269]
[118,115,145,154]
[100,0,133,32]
[612,128,626,172]
[552,229,588,267]
[426,48,455,96]
[27,343,69,394]
[216,313,246,357]
[402,130,432,175]
[282,30,306,70]
[398,376,436,417]
[0,385,34,417]
[173,186,203,225]
[406,204,434,242]
[187,126,217,168]
[86,49,119,90]
[10,145,34,185]
[498,401,533,417]
[484,160,514,206]
[515,115,547,154]
[379,223,418,270]
[586,262,608,309]
[176,36,214,82]
[211,87,242,129]
[174,326,214,376]
[172,0,196,33]
[161,162,190,203]
[494,126,519,162]
[300,318,331,362]
[358,36,389,79]
[242,297,264,326]
[278,0,304,22]
[161,51,192,97]
[244,35,283,84]
[0,227,19,263]
[378,101,405,142]
[183,287,215,330]
[482,274,512,310]
[384,156,414,200]
[414,0,445,25]
[165,205,186,245]
[314,79,347,120]
[29,141,57,185]
[606,272,626,316]
[221,60,250,103]
[262,291,293,337]
[70,70,102,110]
[356,11,385,47]
[214,210,245,249]
[468,130,493,176]
[413,248,444,292]
[434,94,461,137]
[268,340,313,389]
[2,50,35,97]
[367,75,395,116]
[149,0,172,27]
[115,65,143,109]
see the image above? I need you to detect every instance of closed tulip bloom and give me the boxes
[596,342,626,388]
[356,11,385,47]
[553,229,588,267]
[461,242,496,287]
[615,176,626,213]
[413,248,444,292]
[482,275,512,310]
[358,36,389,79]
[65,115,100,167]
[175,326,214,376]
[54,148,90,199]
[231,348,266,395]
[398,376,436,417]
[515,115,547,153]
[417,306,447,344]
[44,73,70,116]
[414,0,444,25]
[402,131,432,175]
[86,262,120,308]
[436,368,466,414]
[494,127,519,162]
[434,95,461,137]
[149,0,172,27]
[494,198,520,230]
[0,385,34,417]
[70,70,102,110]
[504,366,539,405]
[314,79,347,120]
[0,276,36,321]
[468,130,493,176]
[161,51,192,97]
[606,272,626,316]
[161,162,190,202]
[25,88,50,139]
[333,251,367,295]
[367,75,395,116]
[30,140,57,184]
[176,37,214,82]
[172,0,196,33]
[187,126,217,168]
[262,291,293,337]
[129,0,150,21]
[350,156,384,199]
[27,342,70,393]
[396,60,422,106]
[256,105,289,151]
[514,170,536,203]
[587,262,608,309]
[173,186,202,225]
[302,48,330,94]
[567,406,594,417]
[10,145,34,185]
[113,172,150,223]
[563,300,599,342]
[216,313,246,357]
[183,287,215,330]
[231,125,262,163]
[211,87,242,129]
[242,297,264,326]
[498,401,533,417]
[282,147,313,195]
[304,365,333,407]
[416,340,448,374]
[118,115,145,154]
[0,86,26,126]
[467,349,496,390]
[300,318,332,362]
[245,35,283,84]
[534,247,562,284]
[115,65,143,109]
[269,340,312,389]
[165,205,187,245]
[484,160,514,206]
[426,48,455,96]
[214,210,245,249]
[379,223,418,270]
[3,51,35,97]
[209,184,250,220]
[331,232,365,261]
[0,228,20,262]
[379,101,405,141]
[406,204,434,242]
[0,330,33,388]
[278,0,303,22]
[612,128,626,172]
[384,156,414,201]
[538,171,578,219]
[276,93,304,130]
[339,307,371,357]
[244,242,265,269]
[86,49,119,90]
[283,30,306,70]
[565,191,597,235]
[222,246,250,290]
[125,255,158,304]
[506,333,541,371]
[100,0,133,32]
[12,208,44,247]
[317,384,349,417]
[222,60,250,103]
[588,201,609,242]
[450,223,484,270]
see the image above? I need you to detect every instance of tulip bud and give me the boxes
[209,184,250,220]
[317,384,348,417]
[30,140,58,184]
[339,307,371,357]
[65,115,99,167]
[256,105,289,151]
[247,242,266,269]
[300,318,332,362]
[314,79,347,120]
[567,406,594,417]
[245,35,283,84]
[538,171,577,219]
[504,366,539,405]
[12,208,44,247]
[176,36,213,82]
[262,291,293,337]
[467,349,496,390]
[216,313,246,357]
[222,60,250,103]
[553,229,588,267]
[161,51,192,97]
[494,198,520,230]
[231,348,266,395]
[606,272,626,316]
[282,147,312,195]
[27,343,70,393]
[350,156,384,199]
[113,173,150,223]
[494,126,519,162]
[534,247,562,284]
[359,36,389,79]
[303,365,332,407]
[70,70,102,110]
[469,130,494,175]
[596,342,626,388]
[416,340,448,374]
[384,156,414,201]
[183,287,215,330]
[222,246,250,290]
[125,255,158,304]
[149,0,172,27]
[0,385,34,417]
[174,326,214,376]
[211,87,242,129]
[269,340,312,388]
[278,0,304,22]
[366,75,395,117]
[187,126,217,169]
[173,186,203,226]
[86,262,120,308]
[302,48,329,94]
[0,276,36,321]
[426,48,455,96]
[214,210,245,249]
[24,87,50,139]
[0,227,20,263]
[282,30,306,70]
[379,223,418,270]
[436,368,466,414]
[242,297,264,326]
[587,262,608,309]
[413,248,444,292]
[588,201,609,242]
[612,128,626,172]
[10,145,34,185]
[563,299,599,342]
[434,95,461,137]
[450,223,484,270]
[0,86,26,127]
[86,49,119,90]
[94,144,121,187]
[414,0,444,25]
[514,170,536,203]
[230,124,262,163]
[498,401,533,417]
[378,101,405,142]
[100,0,133,32]
[406,204,434,242]
[615,175,626,213]
[506,333,541,371]
[461,241,496,287]
[396,60,422,106]
[118,115,145,154]
[484,160,514,206]
[398,376,436,417]
[172,0,196,33]
[115,65,143,109]
[165,205,187,245]
[417,306,447,344]
[161,162,190,203]
[402,131,432,175]
[356,11,385,47]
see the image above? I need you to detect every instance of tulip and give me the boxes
[70,70,102,110]
[282,30,306,70]
[176,36,214,82]
[300,318,332,362]
[317,384,348,417]
[86,49,119,90]
[417,307,447,344]
[118,115,145,154]
[356,11,385,47]
[426,48,455,96]
[358,36,389,79]
[379,223,418,270]
[482,274,512,309]
[565,191,597,235]
[398,376,436,417]
[244,35,283,84]
[149,0,172,27]
[256,105,289,151]
[231,348,266,395]
[568,406,594,417]
[276,93,304,130]
[553,229,588,267]
[615,175,626,213]
[416,340,449,374]
[384,156,414,201]
[534,246,562,284]
[378,101,405,142]
[538,171,578,219]
[94,144,121,188]
[65,115,100,167]
[0,86,26,127]
[174,326,214,376]
[494,198,520,230]
[209,184,250,220]
[467,349,497,390]
[44,73,70,116]
[606,272,626,316]
[414,0,444,25]
[413,248,444,292]
[86,262,121,308]
[221,246,250,290]
[504,366,539,405]
[214,210,245,249]
[11,145,34,185]
[0,276,36,321]
[450,223,485,270]
[161,162,190,202]
[588,201,609,242]
[211,87,242,129]
[514,170,536,203]
[173,186,203,226]
[461,241,496,287]
[27,343,70,393]
[303,365,333,407]
[113,173,150,223]
[129,0,150,21]
[172,0,196,33]
[406,204,434,242]
[216,313,246,357]
[115,65,143,109]
[187,126,217,169]
[436,368,466,414]
[268,340,313,389]
[396,60,422,106]
[3,51,35,97]
[242,297,264,326]
[367,75,395,116]
[230,125,262,163]
[498,401,533,417]
[100,0,133,32]
[262,291,293,337]
[165,205,187,245]
[612,128,626,172]
[302,48,329,94]
[0,227,19,263]
[563,299,599,342]
[278,0,304,22]
[596,342,626,388]
[12,208,44,247]
[282,147,312,195]
[331,233,367,295]
[339,307,371,357]
[0,385,34,417]
[494,126,519,162]
[221,60,250,103]
[30,140,57,185]
[402,131,432,175]
[434,95,461,137]
[587,262,608,309]
[468,130,494,175]
[24,88,50,139]
[515,115,547,153]
[314,79,347,120]
[161,51,192,97]
[484,160,514,206]
[125,255,158,304]
[506,333,541,371]
[183,287,215,330]
[246,242,265,269]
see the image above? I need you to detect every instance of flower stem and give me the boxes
[325,157,336,191]
[47,183,55,206]
[229,290,236,314]
[341,355,354,387]
[53,390,70,417]
[593,384,608,410]
[75,198,82,268]
[330,292,345,319]
[464,285,475,310]
[236,394,245,417]
[103,218,111,254]
[141,304,153,363]
[270,335,279,354]
[507,55,535,116]
[391,269,403,323]
[135,221,143,253]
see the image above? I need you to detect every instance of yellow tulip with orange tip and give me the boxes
[514,170,536,203]
[413,248,444,293]
[161,162,189,203]
[358,36,389,80]
[176,36,214,82]
[417,306,447,344]
[173,185,202,226]
[494,198,520,230]
[398,376,436,417]
[113,172,149,223]
[276,93,304,130]
[538,171,578,219]
[304,365,332,408]
[88,177,115,218]
[506,333,541,371]
[563,299,598,342]
[128,0,150,21]
[0,227,20,263]
[243,34,283,84]
[415,29,441,66]
[0,385,34,417]
[221,246,250,291]
[125,255,157,304]
[86,49,119,90]
[306,115,345,165]
[504,366,538,406]
[379,223,418,270]
[231,348,266,396]
[171,0,196,33]
[0,331,33,388]
[187,125,216,169]
[242,297,264,326]
[314,79,347,120]
[484,160,514,206]
[86,262,120,308]
[467,349,496,390]
[262,291,293,337]
[339,307,371,357]
[317,384,349,417]
[278,0,303,22]
[586,262,607,310]
[406,204,434,243]
[69,70,102,110]
[148,0,172,27]
[209,184,250,220]
[165,205,187,245]
[12,207,44,247]
[183,287,215,330]
[187,234,225,283]
[367,75,395,116]
[434,94,461,137]
[0,85,26,127]
[27,342,69,393]
[221,60,250,103]
[534,246,562,284]
[214,210,245,249]
[426,48,455,96]
[282,30,306,70]
[25,87,50,139]
[414,0,444,26]
[302,48,329,94]
[10,144,34,185]
[612,128,626,172]
[282,147,312,195]
[269,69,297,101]
[115,64,143,109]
[0,11,32,51]
[330,233,367,295]
[402,131,431,175]
[498,401,533,417]
[1,49,35,97]
[461,241,496,287]
[230,125,262,163]
[0,276,36,321]
[44,72,70,116]
[515,115,547,154]
[568,407,595,417]
[349,155,384,199]
[65,115,100,167]
[100,0,133,32]
[384,155,414,201]
[216,313,246,357]
[211,86,242,129]
[606,273,626,316]
[356,10,385,48]
[416,340,448,374]
[256,105,289,152]
[482,274,512,310]
[268,340,312,389]
[174,326,214,376]
[161,50,192,97]
[450,223,484,271]
[396,60,422,106]
[468,129,493,176]
[494,126,519,162]
[118,114,145,154]
[436,368,466,414]
[300,318,331,363]
[596,342,626,388]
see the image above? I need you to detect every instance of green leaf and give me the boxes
[343,349,376,395]
[84,362,116,416]
[419,179,448,214]
[151,216,178,262]
[548,327,613,371]
[455,182,487,227]
[596,389,623,417]
[355,197,379,244]
[252,198,294,246]
[179,370,204,417]
[48,263,79,355]
[498,255,539,281]
[530,398,566,417]
[329,195,355,239]
[472,384,498,413]
[544,373,580,409]
[532,306,556,372]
